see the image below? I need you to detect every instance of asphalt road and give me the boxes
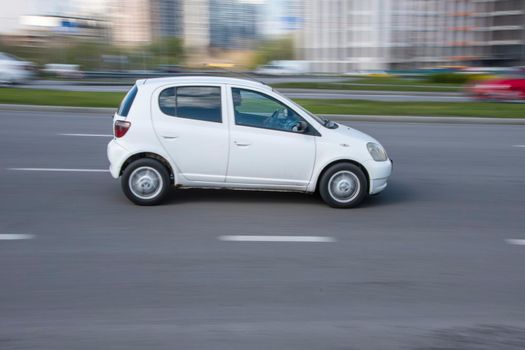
[18,80,469,102]
[1,108,525,350]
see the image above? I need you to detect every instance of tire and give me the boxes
[121,158,170,206]
[318,163,367,208]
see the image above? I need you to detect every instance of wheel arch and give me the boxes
[120,152,175,184]
[314,159,370,193]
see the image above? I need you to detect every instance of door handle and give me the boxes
[234,140,251,147]
[162,135,179,140]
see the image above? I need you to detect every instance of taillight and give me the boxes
[114,120,131,138]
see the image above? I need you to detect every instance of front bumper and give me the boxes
[365,158,393,195]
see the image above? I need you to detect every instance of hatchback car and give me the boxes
[107,76,392,208]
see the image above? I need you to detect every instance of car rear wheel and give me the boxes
[121,158,170,205]
[319,163,367,208]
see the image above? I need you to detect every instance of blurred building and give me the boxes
[112,0,182,46]
[112,0,261,50]
[261,0,303,37]
[474,0,525,66]
[182,0,210,49]
[209,0,259,49]
[296,0,525,73]
[12,14,111,47]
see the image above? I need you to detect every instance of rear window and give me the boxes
[118,85,138,117]
[158,86,222,123]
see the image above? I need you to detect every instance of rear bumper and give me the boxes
[107,139,129,179]
[365,159,393,195]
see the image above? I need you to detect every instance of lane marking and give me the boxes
[8,168,109,173]
[60,133,113,137]
[506,239,525,246]
[219,235,336,243]
[0,234,35,240]
[513,145,525,148]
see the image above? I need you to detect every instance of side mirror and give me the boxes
[293,121,308,133]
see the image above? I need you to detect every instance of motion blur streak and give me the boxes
[219,235,336,242]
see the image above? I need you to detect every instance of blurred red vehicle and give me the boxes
[469,77,525,101]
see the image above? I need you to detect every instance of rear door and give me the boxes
[151,84,229,183]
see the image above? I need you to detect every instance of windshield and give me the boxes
[275,90,338,129]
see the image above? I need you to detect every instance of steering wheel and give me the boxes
[263,108,285,128]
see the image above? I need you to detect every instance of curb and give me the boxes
[1,104,524,125]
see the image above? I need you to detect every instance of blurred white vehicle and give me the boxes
[0,52,35,84]
[107,76,392,207]
[42,64,83,79]
[344,70,391,77]
[254,60,309,76]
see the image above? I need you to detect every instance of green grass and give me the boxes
[295,99,525,119]
[272,77,463,92]
[0,88,125,108]
[1,87,523,118]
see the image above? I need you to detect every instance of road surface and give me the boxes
[0,108,524,349]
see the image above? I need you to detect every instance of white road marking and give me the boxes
[60,133,113,137]
[219,235,336,243]
[506,239,525,246]
[513,145,525,148]
[0,234,35,240]
[8,168,109,173]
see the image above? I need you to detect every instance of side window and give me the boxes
[159,87,175,116]
[158,86,222,123]
[232,88,308,133]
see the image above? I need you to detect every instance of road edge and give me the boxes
[1,104,525,125]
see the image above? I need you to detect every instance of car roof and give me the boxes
[138,75,272,91]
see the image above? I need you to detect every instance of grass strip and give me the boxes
[1,88,523,118]
[272,82,462,92]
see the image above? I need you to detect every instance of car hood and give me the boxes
[332,123,378,143]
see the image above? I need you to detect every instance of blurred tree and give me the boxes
[252,37,295,68]
[0,36,186,72]
[147,37,184,65]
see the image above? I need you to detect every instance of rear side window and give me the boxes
[158,86,222,123]
[118,85,138,117]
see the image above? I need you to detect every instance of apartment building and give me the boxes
[112,0,261,50]
[474,0,525,65]
[296,0,525,73]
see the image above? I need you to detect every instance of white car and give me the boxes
[107,76,392,208]
[0,52,34,84]
[42,64,83,79]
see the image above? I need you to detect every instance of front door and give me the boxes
[226,87,316,189]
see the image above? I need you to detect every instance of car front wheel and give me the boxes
[121,158,170,205]
[319,163,367,208]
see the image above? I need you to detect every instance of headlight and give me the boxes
[367,142,388,161]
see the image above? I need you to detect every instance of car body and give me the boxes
[469,77,525,101]
[254,60,309,76]
[0,52,35,84]
[107,76,392,207]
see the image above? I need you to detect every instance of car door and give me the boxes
[226,86,317,189]
[151,84,229,183]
